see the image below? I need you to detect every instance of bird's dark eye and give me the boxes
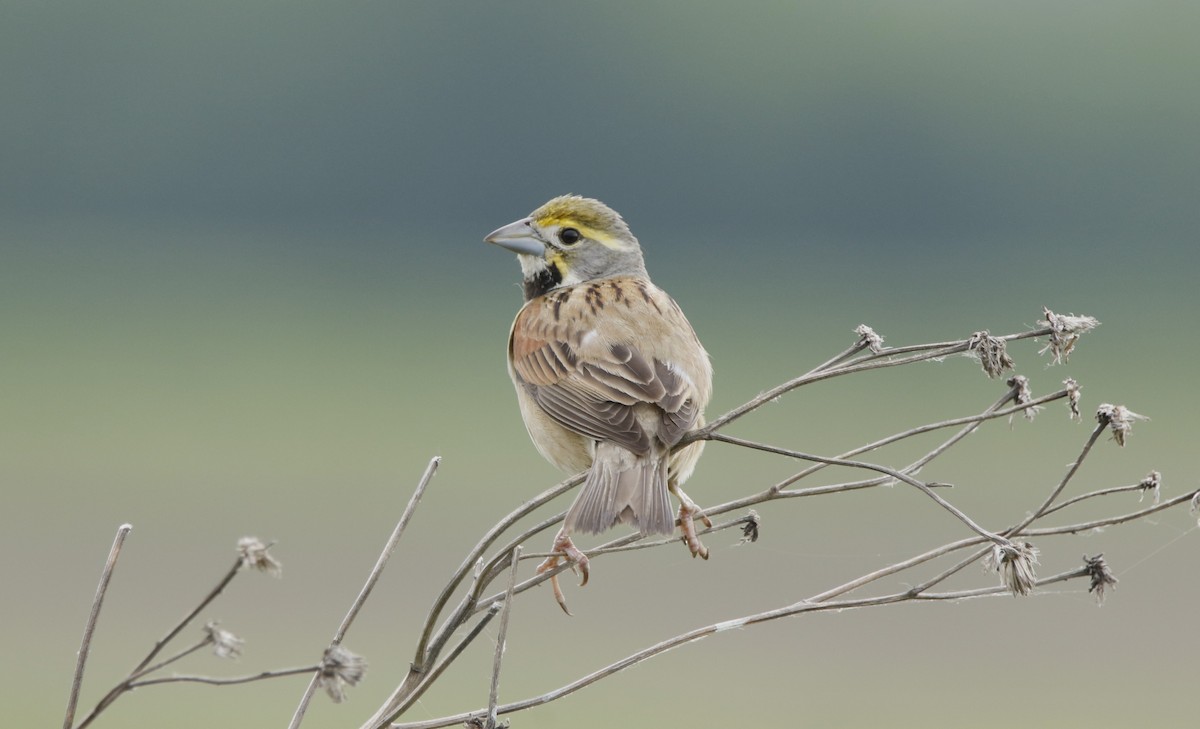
[558,227,582,246]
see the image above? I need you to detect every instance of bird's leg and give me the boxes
[670,483,712,560]
[536,527,590,615]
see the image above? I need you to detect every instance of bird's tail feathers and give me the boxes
[566,446,673,536]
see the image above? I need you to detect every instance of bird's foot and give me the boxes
[674,487,712,560]
[535,529,590,615]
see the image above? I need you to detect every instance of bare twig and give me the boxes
[368,607,503,728]
[290,456,440,729]
[413,473,584,669]
[386,565,1094,729]
[486,547,522,729]
[129,665,321,689]
[133,558,242,675]
[692,326,1052,439]
[64,523,132,729]
[1009,421,1107,535]
[706,433,1010,546]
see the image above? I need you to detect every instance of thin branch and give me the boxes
[366,607,503,729]
[773,385,1053,493]
[1023,488,1200,536]
[1008,422,1107,535]
[1040,482,1159,519]
[412,473,584,670]
[901,419,1111,598]
[389,564,1089,729]
[129,639,210,681]
[692,327,1051,439]
[133,558,242,675]
[129,665,320,689]
[64,523,132,729]
[486,547,522,729]
[707,433,1008,546]
[289,456,440,729]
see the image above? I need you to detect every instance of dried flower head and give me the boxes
[1063,378,1082,422]
[318,645,367,703]
[202,621,244,659]
[1137,471,1162,504]
[1083,554,1118,605]
[1096,404,1149,447]
[1039,307,1099,364]
[739,510,761,545]
[237,537,282,577]
[1007,375,1041,423]
[985,541,1040,597]
[854,324,884,354]
[967,331,1015,378]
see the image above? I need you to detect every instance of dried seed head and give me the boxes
[1096,404,1149,447]
[985,541,1040,597]
[1083,554,1118,605]
[318,645,367,703]
[1137,471,1162,504]
[1007,375,1041,422]
[1039,307,1099,364]
[967,331,1015,378]
[854,324,884,354]
[1190,491,1200,527]
[202,621,245,659]
[237,537,282,578]
[739,510,761,545]
[1064,378,1082,422]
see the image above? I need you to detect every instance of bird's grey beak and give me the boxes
[484,217,546,257]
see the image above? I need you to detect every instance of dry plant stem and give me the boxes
[135,558,242,674]
[393,473,1188,729]
[368,607,502,728]
[1022,488,1199,535]
[772,387,1033,493]
[708,432,1008,546]
[804,340,870,375]
[76,640,221,729]
[129,665,321,689]
[412,473,584,670]
[848,420,1110,600]
[486,547,522,729]
[387,566,1090,729]
[74,558,242,729]
[1040,482,1157,518]
[129,639,209,680]
[695,327,1051,438]
[291,457,440,729]
[911,566,1088,600]
[1009,422,1106,534]
[64,523,132,729]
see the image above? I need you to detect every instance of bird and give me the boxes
[485,195,713,610]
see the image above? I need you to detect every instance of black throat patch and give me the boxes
[523,263,562,301]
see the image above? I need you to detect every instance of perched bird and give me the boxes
[485,195,713,608]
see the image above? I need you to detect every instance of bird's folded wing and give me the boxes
[511,318,698,454]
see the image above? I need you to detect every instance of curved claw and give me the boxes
[536,530,591,614]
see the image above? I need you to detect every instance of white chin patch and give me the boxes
[518,254,548,279]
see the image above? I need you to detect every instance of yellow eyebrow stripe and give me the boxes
[538,218,628,249]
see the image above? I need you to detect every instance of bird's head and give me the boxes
[485,195,647,300]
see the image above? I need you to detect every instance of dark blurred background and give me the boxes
[4,3,1197,727]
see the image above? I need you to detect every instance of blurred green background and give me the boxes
[4,2,1197,727]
